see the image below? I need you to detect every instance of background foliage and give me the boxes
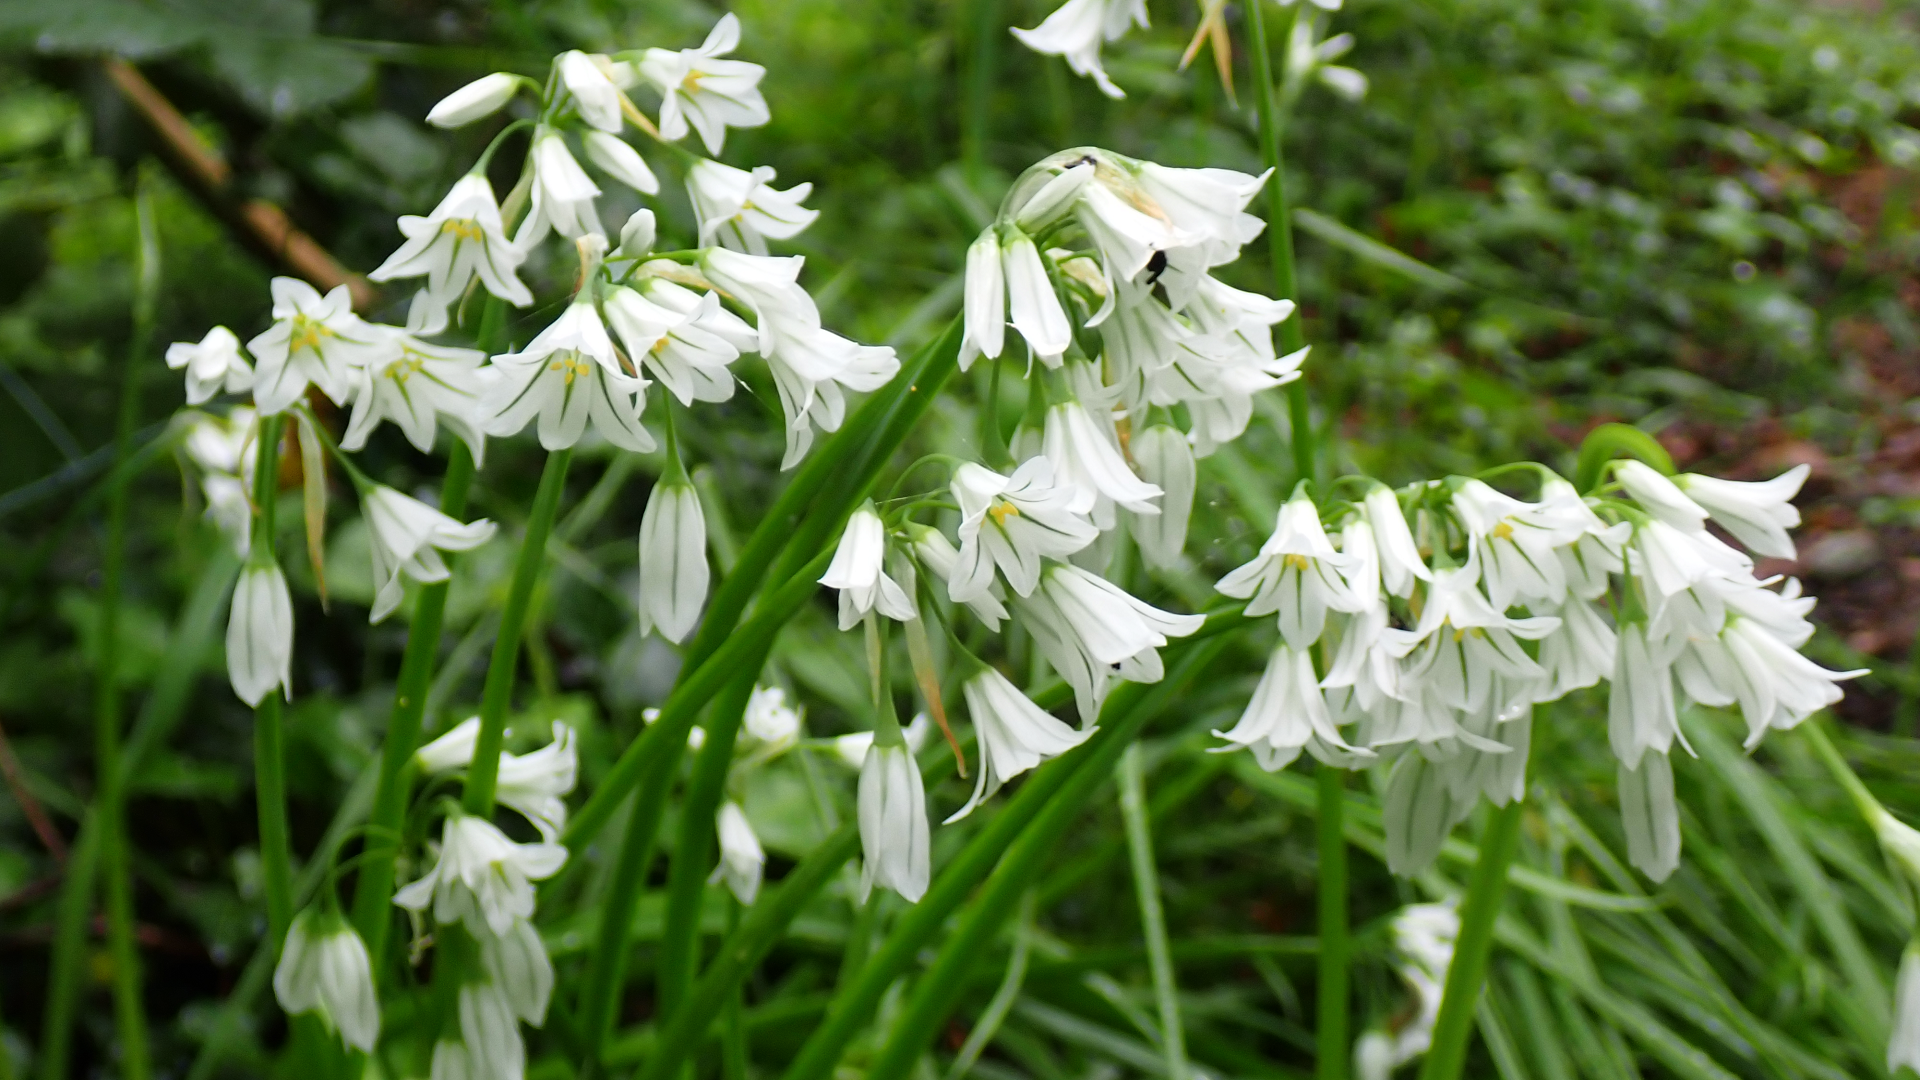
[3,0,1920,1077]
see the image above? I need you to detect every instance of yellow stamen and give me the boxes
[440,218,486,242]
[1492,521,1515,540]
[988,500,1021,527]
[1284,554,1311,571]
[288,315,334,357]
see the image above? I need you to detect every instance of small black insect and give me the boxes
[1145,249,1169,284]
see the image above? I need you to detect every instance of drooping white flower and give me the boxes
[1214,643,1367,771]
[687,160,818,254]
[1535,597,1616,700]
[1002,228,1073,365]
[637,475,709,644]
[392,812,567,936]
[481,300,655,452]
[637,13,770,154]
[1216,490,1362,650]
[370,174,532,313]
[1675,465,1810,560]
[515,127,603,247]
[581,131,659,195]
[1675,615,1863,747]
[1127,162,1268,306]
[1009,160,1096,233]
[183,408,256,555]
[1127,425,1195,569]
[821,503,916,630]
[1892,943,1920,1076]
[1042,396,1162,517]
[1615,460,1709,532]
[273,908,378,1052]
[1011,0,1149,100]
[426,72,521,128]
[1607,622,1682,770]
[960,228,1006,368]
[1618,750,1681,881]
[363,484,497,622]
[342,333,493,464]
[1450,478,1586,610]
[1074,181,1189,297]
[247,278,396,414]
[1034,562,1203,668]
[558,50,626,133]
[166,326,254,405]
[712,801,765,905]
[443,982,525,1080]
[950,458,1098,602]
[1362,485,1430,598]
[414,719,579,842]
[907,524,1009,631]
[1391,559,1559,719]
[478,916,555,1024]
[615,208,657,260]
[949,664,1093,821]
[227,559,293,706]
[604,283,741,405]
[859,741,930,902]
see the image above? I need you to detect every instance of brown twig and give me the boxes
[102,58,378,311]
[0,712,68,863]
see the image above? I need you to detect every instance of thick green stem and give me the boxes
[251,414,297,950]
[860,641,1231,1080]
[962,0,1000,188]
[1801,718,1884,825]
[464,448,571,816]
[1416,797,1526,1080]
[350,442,476,969]
[1243,0,1314,488]
[1316,765,1348,1080]
[1119,742,1187,1080]
[89,168,160,1080]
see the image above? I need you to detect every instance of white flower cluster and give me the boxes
[388,719,578,1077]
[1214,460,1859,879]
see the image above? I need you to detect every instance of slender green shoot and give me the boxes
[1119,742,1189,1080]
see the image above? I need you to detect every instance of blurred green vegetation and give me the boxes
[1,0,1919,1077]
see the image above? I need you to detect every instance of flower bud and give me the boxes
[427,73,520,128]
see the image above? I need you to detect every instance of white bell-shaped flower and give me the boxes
[687,160,818,254]
[342,333,493,465]
[273,907,379,1052]
[907,524,1009,631]
[637,475,709,644]
[1216,490,1362,649]
[1362,485,1429,598]
[415,719,578,841]
[479,916,555,1024]
[604,283,741,406]
[858,740,930,902]
[949,664,1093,821]
[426,72,520,128]
[950,458,1098,602]
[363,484,497,623]
[370,174,532,311]
[227,559,293,706]
[960,227,1005,367]
[166,326,254,405]
[1390,560,1559,718]
[1607,622,1683,770]
[1001,228,1073,365]
[821,503,916,630]
[637,13,770,154]
[712,801,765,905]
[1675,464,1810,560]
[1618,750,1681,882]
[1034,562,1202,668]
[1127,425,1195,569]
[743,685,804,752]
[393,812,567,936]
[1534,597,1616,700]
[1449,478,1586,610]
[1042,396,1162,517]
[558,50,626,133]
[1214,643,1367,771]
[1615,460,1709,531]
[453,981,526,1080]
[1011,0,1149,100]
[247,278,395,414]
[515,127,603,247]
[480,298,654,453]
[581,131,659,195]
